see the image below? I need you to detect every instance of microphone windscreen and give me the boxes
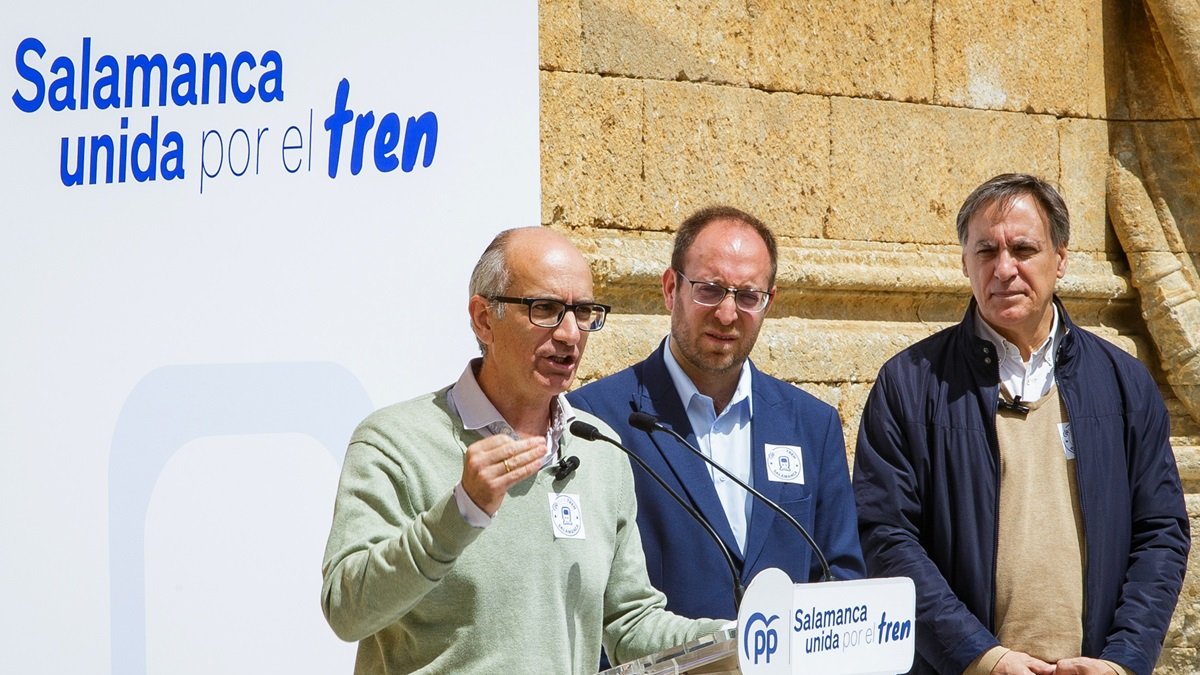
[569,420,601,441]
[628,411,658,432]
[553,455,581,480]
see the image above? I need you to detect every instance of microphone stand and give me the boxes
[629,411,836,582]
[569,420,744,609]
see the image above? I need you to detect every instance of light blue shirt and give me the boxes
[446,358,573,527]
[662,338,754,553]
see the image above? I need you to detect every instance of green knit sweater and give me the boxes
[321,386,723,674]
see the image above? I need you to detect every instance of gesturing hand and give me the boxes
[461,435,547,515]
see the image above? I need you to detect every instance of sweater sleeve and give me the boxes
[853,365,1000,674]
[600,443,726,664]
[320,437,482,642]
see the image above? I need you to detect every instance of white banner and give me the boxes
[738,569,916,675]
[1,3,538,674]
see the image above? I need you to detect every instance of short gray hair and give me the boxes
[468,229,518,354]
[955,173,1070,249]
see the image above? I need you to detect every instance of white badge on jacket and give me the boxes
[1058,422,1076,460]
[764,444,805,484]
[549,493,586,539]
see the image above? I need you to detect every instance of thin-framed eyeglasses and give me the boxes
[489,296,611,331]
[674,270,773,312]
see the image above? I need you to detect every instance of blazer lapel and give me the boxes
[637,346,743,561]
[741,366,788,575]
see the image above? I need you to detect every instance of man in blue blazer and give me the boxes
[569,205,865,621]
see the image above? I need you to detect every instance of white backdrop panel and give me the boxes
[1,3,538,673]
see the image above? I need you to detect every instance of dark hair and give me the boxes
[671,205,778,285]
[955,173,1070,249]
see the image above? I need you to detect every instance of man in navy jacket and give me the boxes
[570,205,865,621]
[854,174,1190,675]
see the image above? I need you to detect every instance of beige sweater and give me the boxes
[968,387,1126,675]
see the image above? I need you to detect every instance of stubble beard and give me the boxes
[672,313,756,378]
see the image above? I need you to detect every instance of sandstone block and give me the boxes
[754,318,948,384]
[836,381,876,464]
[575,314,668,384]
[1058,118,1111,253]
[579,0,751,85]
[933,0,1093,116]
[787,381,856,469]
[540,72,645,229]
[793,382,842,417]
[828,98,1058,243]
[642,80,829,236]
[1089,0,1120,118]
[540,0,583,72]
[748,0,935,102]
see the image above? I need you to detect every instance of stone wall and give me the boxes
[540,1,1197,670]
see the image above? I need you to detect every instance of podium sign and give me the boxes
[737,569,915,675]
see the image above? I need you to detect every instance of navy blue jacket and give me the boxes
[854,300,1190,675]
[569,342,866,620]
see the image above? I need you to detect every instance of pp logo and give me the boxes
[742,612,780,665]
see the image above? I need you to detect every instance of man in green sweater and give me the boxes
[321,227,725,674]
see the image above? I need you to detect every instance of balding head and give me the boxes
[468,227,593,353]
[467,227,599,413]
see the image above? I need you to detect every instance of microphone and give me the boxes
[997,394,1030,416]
[553,455,580,481]
[628,411,836,582]
[569,420,744,609]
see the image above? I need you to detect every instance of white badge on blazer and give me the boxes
[764,444,805,484]
[549,493,586,539]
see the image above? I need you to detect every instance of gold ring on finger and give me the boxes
[503,458,512,473]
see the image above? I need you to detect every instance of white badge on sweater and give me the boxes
[764,444,805,484]
[549,493,586,539]
[1058,422,1076,460]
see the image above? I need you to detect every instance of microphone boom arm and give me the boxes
[569,421,744,610]
[631,412,836,582]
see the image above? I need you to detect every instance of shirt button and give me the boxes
[984,357,992,364]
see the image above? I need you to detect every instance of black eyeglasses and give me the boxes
[674,270,773,312]
[489,296,611,331]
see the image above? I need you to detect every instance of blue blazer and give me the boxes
[568,342,865,620]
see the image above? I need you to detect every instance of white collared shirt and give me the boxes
[662,338,754,554]
[975,306,1063,402]
[445,358,574,527]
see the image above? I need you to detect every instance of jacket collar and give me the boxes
[957,295,1077,383]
